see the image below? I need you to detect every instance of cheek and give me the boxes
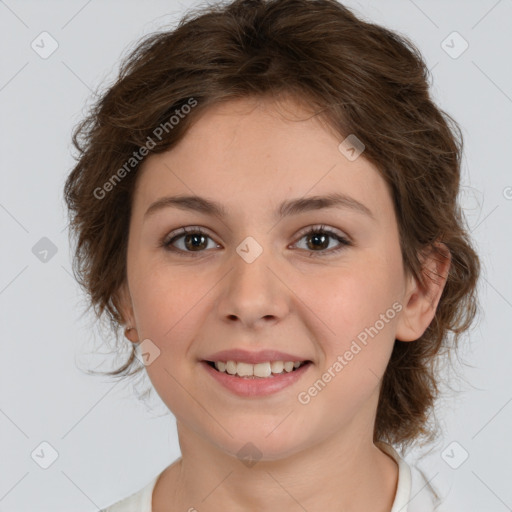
[302,273,400,418]
[135,276,205,413]
[307,262,401,361]
[131,261,203,337]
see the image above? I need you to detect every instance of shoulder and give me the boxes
[100,474,160,512]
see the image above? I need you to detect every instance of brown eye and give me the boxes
[163,227,219,254]
[305,232,330,251]
[293,225,352,256]
[161,224,351,258]
[182,233,209,251]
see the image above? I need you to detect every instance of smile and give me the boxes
[200,360,313,397]
[208,360,309,378]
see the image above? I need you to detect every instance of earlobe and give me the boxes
[395,242,452,342]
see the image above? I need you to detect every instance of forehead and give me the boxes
[133,96,392,223]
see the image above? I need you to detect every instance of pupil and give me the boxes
[309,233,328,250]
[185,234,207,251]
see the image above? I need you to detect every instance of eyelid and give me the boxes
[293,223,348,242]
[162,225,218,246]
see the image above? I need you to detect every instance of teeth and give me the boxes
[237,362,253,377]
[284,361,294,372]
[271,361,284,374]
[213,360,305,378]
[226,361,237,375]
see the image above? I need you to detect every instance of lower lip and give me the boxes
[200,361,312,397]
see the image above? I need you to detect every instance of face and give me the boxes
[118,95,420,461]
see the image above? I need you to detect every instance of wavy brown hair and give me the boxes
[63,0,480,450]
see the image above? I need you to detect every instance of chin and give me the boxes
[213,430,308,464]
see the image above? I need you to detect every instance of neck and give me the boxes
[152,422,399,512]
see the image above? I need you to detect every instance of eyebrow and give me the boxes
[143,192,375,222]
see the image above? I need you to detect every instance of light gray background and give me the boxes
[1,0,511,511]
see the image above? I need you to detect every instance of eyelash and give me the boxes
[160,224,352,258]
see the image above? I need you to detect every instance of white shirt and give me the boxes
[100,442,441,511]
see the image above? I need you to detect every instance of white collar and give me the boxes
[376,441,440,511]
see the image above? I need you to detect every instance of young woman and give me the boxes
[64,0,480,510]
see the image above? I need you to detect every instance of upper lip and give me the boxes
[202,349,311,364]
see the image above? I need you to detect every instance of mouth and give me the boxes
[200,358,313,397]
[203,359,313,378]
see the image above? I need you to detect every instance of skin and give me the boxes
[117,95,451,512]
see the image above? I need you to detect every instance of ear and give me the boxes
[113,281,138,343]
[395,242,452,342]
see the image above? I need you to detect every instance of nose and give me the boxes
[216,245,290,329]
